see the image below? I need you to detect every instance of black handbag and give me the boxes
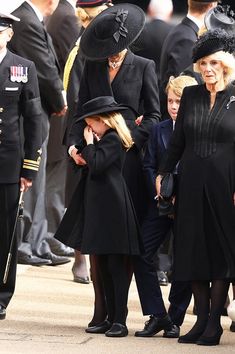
[158,173,176,216]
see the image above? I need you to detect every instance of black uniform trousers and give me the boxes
[134,201,192,326]
[0,184,19,308]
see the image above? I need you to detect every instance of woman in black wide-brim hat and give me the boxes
[157,28,235,346]
[66,2,179,337]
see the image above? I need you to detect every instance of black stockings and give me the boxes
[190,279,230,337]
[98,254,130,325]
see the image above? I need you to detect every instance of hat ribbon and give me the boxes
[113,9,128,43]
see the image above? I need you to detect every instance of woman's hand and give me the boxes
[84,126,94,145]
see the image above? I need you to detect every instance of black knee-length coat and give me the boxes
[159,84,235,281]
[55,129,141,255]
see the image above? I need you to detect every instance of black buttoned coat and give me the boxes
[55,129,141,254]
[69,50,160,222]
[159,84,235,281]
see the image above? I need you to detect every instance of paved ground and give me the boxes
[0,261,234,353]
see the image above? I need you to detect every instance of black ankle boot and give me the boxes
[196,327,223,346]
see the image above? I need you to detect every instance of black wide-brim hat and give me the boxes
[76,96,131,122]
[192,28,235,63]
[80,3,146,60]
[205,5,235,35]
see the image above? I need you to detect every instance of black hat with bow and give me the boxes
[80,3,145,60]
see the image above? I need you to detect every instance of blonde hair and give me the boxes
[92,112,133,149]
[166,75,198,97]
[194,51,235,85]
[76,4,111,24]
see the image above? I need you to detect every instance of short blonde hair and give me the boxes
[166,75,198,97]
[194,51,235,85]
[92,112,133,149]
[76,4,110,24]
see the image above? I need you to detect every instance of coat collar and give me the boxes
[160,119,173,149]
[181,16,199,34]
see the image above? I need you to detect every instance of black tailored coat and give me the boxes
[55,129,141,255]
[0,50,42,184]
[8,1,64,141]
[137,19,173,78]
[46,0,81,72]
[159,84,235,281]
[69,51,160,222]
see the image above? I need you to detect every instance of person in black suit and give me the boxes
[136,0,174,78]
[159,0,218,118]
[0,12,42,320]
[43,0,81,258]
[134,75,197,338]
[8,0,70,266]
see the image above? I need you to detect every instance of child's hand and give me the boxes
[135,115,143,126]
[84,126,94,145]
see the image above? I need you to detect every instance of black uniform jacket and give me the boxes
[9,1,64,116]
[69,51,160,151]
[55,129,141,255]
[0,50,42,184]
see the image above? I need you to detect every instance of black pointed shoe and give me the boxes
[196,327,223,346]
[85,320,111,334]
[0,305,6,320]
[178,330,205,344]
[105,323,128,337]
[135,315,173,337]
[163,324,180,338]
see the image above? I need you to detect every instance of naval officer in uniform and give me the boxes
[0,12,42,320]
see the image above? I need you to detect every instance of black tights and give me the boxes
[189,279,230,337]
[98,254,130,325]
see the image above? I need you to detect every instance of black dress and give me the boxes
[55,129,141,255]
[159,84,235,281]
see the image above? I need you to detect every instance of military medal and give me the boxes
[10,65,28,83]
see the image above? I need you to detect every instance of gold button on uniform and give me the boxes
[0,119,2,124]
[0,108,3,113]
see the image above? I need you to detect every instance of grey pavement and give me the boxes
[0,261,234,353]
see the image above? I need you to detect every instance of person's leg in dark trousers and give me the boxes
[168,280,192,327]
[134,204,172,317]
[0,184,19,314]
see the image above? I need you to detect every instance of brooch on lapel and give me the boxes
[226,96,235,109]
[10,65,28,83]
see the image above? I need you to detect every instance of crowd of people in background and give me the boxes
[0,0,235,347]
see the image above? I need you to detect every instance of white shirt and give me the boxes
[187,14,203,32]
[0,49,7,64]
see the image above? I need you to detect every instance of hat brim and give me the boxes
[80,3,145,60]
[76,105,131,122]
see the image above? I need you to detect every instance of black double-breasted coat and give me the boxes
[55,129,141,255]
[159,84,235,281]
[69,51,160,222]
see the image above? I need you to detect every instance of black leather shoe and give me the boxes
[105,323,128,337]
[135,315,173,337]
[18,254,52,266]
[85,320,112,334]
[0,305,6,320]
[230,321,235,332]
[196,327,223,346]
[46,237,75,257]
[163,324,180,338]
[43,252,71,266]
[157,271,168,286]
